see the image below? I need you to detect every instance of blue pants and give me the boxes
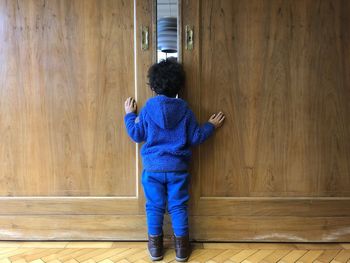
[141,170,190,237]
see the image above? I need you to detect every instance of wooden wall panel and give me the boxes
[183,0,350,241]
[196,0,350,197]
[0,0,136,196]
[0,0,156,241]
[0,215,348,241]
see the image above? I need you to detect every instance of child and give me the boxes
[124,58,225,262]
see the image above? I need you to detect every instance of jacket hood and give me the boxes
[145,95,188,129]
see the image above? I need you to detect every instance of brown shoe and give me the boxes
[147,233,164,261]
[174,234,191,262]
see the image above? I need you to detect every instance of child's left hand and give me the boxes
[125,97,137,114]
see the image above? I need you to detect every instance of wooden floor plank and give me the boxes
[278,250,308,263]
[112,242,147,248]
[126,249,148,262]
[331,250,350,263]
[6,248,43,261]
[167,248,208,262]
[259,250,291,263]
[65,242,113,249]
[230,249,258,262]
[91,248,129,262]
[341,244,350,250]
[183,248,207,260]
[295,244,343,250]
[188,249,224,262]
[0,248,20,255]
[0,242,23,248]
[210,249,242,262]
[97,259,114,263]
[148,248,176,263]
[46,260,63,263]
[0,248,33,260]
[77,249,109,263]
[64,259,79,263]
[22,248,63,262]
[162,250,177,263]
[0,242,348,263]
[203,243,347,250]
[242,249,274,263]
[10,248,48,261]
[29,259,45,263]
[108,248,144,262]
[42,248,86,262]
[204,243,295,250]
[115,260,132,263]
[60,248,95,262]
[314,250,341,263]
[296,250,323,263]
[20,242,69,248]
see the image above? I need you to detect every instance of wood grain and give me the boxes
[0,215,348,242]
[0,243,348,263]
[0,0,349,242]
[182,0,350,241]
[195,0,350,197]
[0,0,156,240]
[1,197,349,216]
[0,0,136,196]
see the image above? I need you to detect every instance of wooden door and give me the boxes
[0,0,153,240]
[182,0,350,241]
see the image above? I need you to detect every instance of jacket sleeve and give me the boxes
[124,108,147,143]
[187,109,215,146]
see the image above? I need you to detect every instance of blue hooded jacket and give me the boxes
[124,95,215,171]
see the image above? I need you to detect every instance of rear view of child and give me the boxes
[124,58,225,262]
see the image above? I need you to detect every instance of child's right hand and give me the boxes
[124,97,137,114]
[208,111,225,128]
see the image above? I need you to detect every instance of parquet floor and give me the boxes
[0,241,349,263]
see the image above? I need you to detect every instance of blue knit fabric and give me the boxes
[124,95,215,171]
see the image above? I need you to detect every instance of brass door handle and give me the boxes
[185,25,194,50]
[141,25,149,51]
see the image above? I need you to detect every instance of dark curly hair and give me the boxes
[147,57,185,98]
